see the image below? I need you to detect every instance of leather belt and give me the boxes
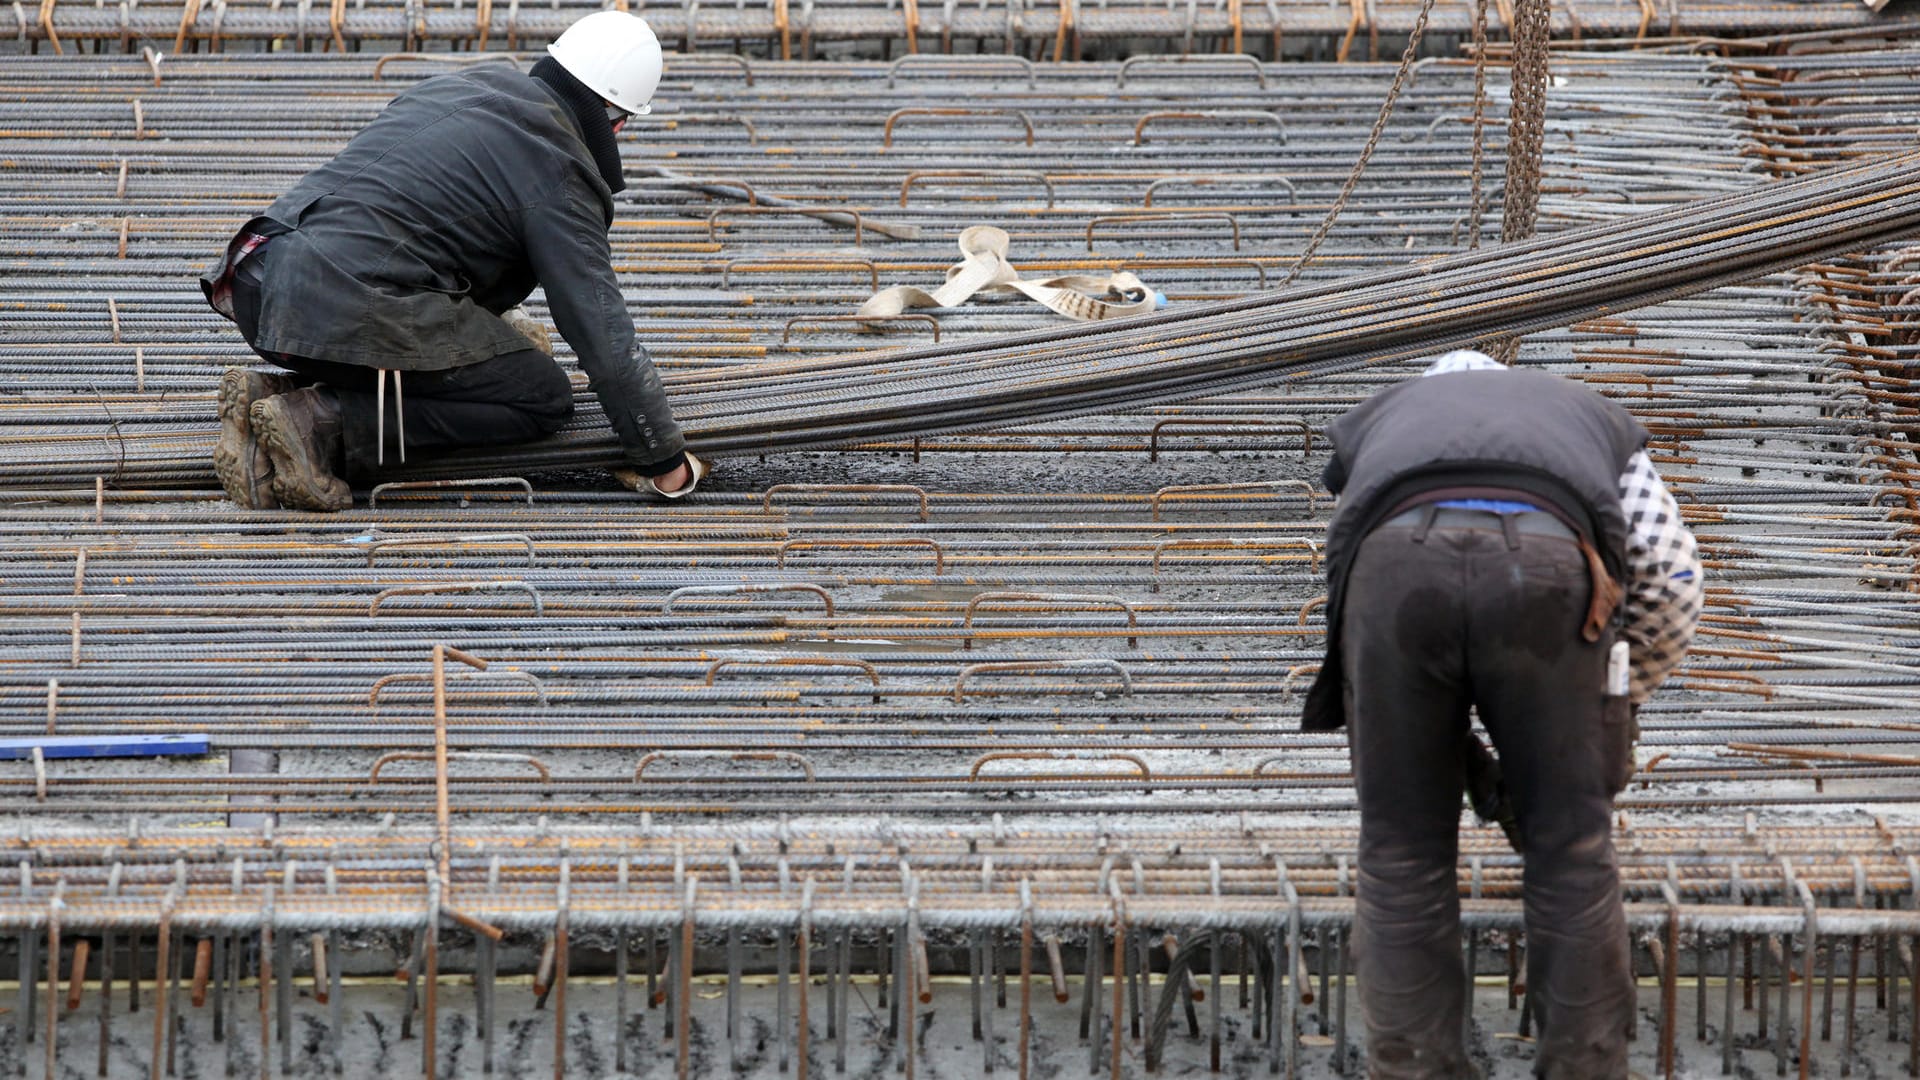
[1382,505,1577,539]
[1380,504,1616,642]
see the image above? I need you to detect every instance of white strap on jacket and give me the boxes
[857,225,1159,324]
[375,368,405,466]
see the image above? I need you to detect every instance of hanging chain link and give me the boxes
[1467,0,1490,251]
[1489,0,1550,362]
[1501,0,1550,246]
[1282,0,1438,288]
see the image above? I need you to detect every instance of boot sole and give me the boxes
[252,396,352,513]
[213,369,294,509]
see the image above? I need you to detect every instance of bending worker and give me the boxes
[199,12,703,511]
[1301,350,1703,1079]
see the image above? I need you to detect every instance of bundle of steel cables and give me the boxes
[414,146,1920,473]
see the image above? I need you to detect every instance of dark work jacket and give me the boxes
[1300,370,1648,731]
[197,65,684,467]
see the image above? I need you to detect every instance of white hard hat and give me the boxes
[547,11,663,116]
[1421,349,1506,377]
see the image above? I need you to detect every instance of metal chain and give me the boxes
[1501,0,1550,246]
[1281,0,1438,288]
[1467,0,1489,251]
[1489,0,1550,362]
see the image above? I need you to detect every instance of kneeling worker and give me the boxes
[199,11,704,510]
[1302,350,1703,1079]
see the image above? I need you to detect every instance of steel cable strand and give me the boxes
[658,167,1920,451]
[650,154,1920,426]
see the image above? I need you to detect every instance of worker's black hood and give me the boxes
[530,56,627,194]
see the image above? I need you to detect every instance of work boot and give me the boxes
[250,386,352,512]
[212,367,297,509]
[501,306,552,356]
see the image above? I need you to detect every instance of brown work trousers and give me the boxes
[1341,518,1635,1080]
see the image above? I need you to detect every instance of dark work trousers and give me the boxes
[229,251,575,480]
[1341,518,1634,1080]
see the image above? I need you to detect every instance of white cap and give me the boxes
[1421,349,1507,377]
[547,11,663,116]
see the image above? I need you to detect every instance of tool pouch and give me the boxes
[1601,695,1638,794]
[1576,536,1624,643]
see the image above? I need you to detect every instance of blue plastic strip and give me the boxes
[0,734,210,760]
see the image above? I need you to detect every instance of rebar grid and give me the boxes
[4,51,1920,480]
[3,821,1920,1077]
[5,0,1916,60]
[2,36,1920,1077]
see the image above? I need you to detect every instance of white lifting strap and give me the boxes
[857,225,1158,324]
[375,368,405,466]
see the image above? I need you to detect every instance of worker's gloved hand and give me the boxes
[1462,732,1524,853]
[500,306,552,356]
[612,450,709,499]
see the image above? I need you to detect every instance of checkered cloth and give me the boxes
[1422,351,1703,700]
[1617,449,1703,701]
